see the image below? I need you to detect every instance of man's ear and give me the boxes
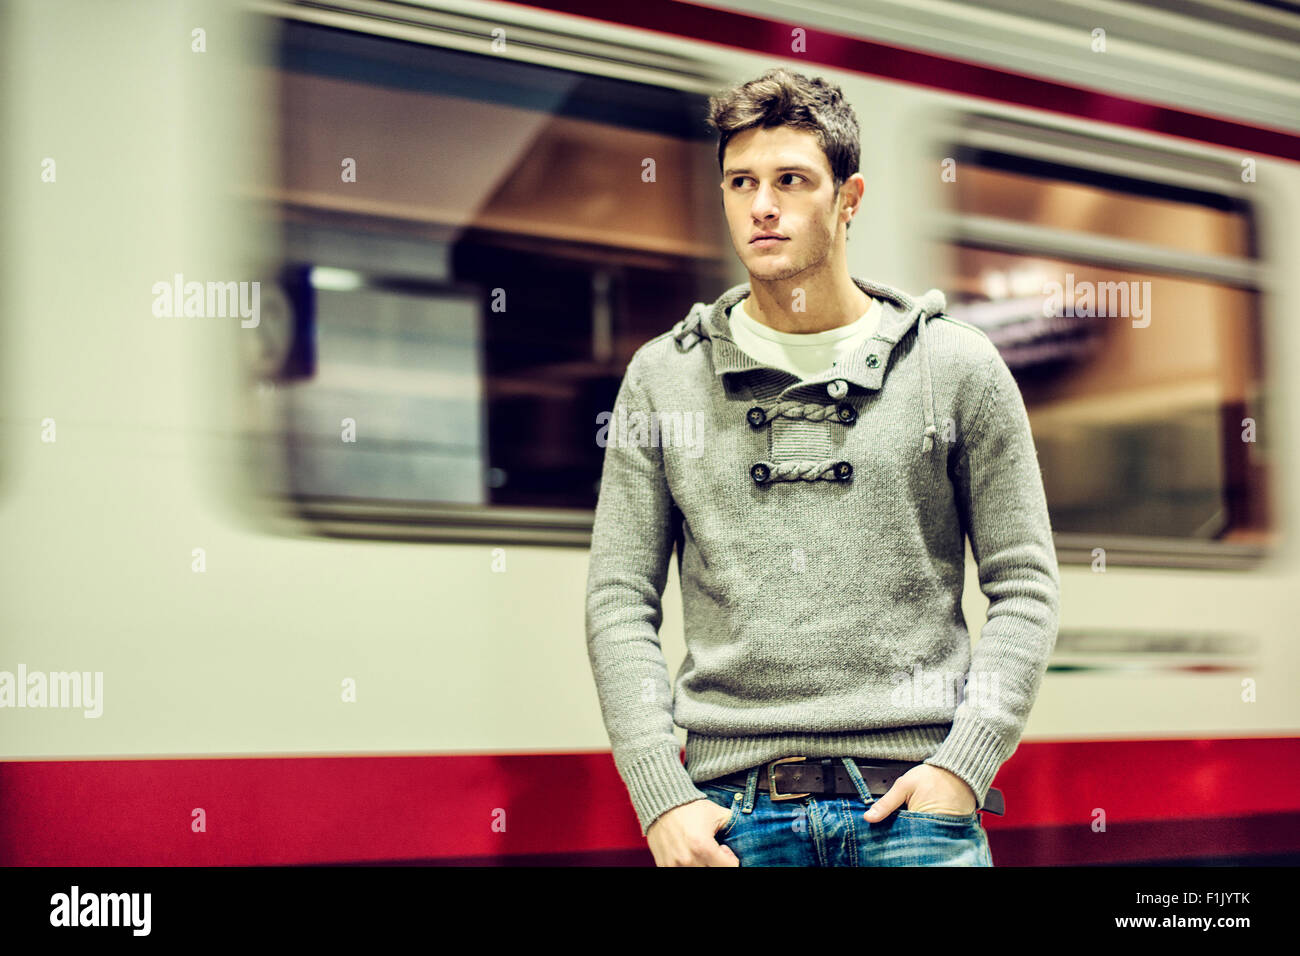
[842,172,866,217]
[841,173,865,238]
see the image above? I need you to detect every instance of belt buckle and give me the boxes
[767,756,812,801]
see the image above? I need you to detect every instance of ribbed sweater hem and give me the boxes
[625,723,1003,836]
[621,722,1013,835]
[684,725,954,786]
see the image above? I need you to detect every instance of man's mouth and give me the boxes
[751,235,788,246]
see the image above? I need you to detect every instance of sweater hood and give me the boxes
[671,276,950,454]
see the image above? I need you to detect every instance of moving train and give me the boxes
[2,0,1298,866]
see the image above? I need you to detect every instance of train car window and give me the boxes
[241,16,734,544]
[937,113,1270,568]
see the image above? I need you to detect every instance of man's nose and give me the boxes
[750,182,779,220]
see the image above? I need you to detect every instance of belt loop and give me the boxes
[841,757,875,806]
[743,766,759,814]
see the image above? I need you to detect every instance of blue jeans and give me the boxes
[698,757,993,867]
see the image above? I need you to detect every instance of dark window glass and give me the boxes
[243,20,735,531]
[940,139,1270,548]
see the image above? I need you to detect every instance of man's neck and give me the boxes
[743,270,869,334]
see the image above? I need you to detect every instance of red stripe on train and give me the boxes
[2,737,1298,865]
[508,0,1300,162]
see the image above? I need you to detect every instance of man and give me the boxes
[585,68,1060,866]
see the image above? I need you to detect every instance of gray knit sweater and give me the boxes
[585,275,1060,836]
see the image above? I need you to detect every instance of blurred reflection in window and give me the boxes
[940,117,1269,555]
[242,19,733,536]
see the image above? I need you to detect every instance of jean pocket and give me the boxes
[896,808,979,825]
[700,785,742,837]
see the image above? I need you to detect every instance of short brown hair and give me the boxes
[706,68,861,223]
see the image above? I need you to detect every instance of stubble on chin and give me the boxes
[749,249,814,284]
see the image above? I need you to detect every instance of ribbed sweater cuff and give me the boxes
[619,742,710,836]
[921,718,1009,811]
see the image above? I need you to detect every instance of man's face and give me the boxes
[719,125,846,283]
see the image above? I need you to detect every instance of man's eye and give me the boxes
[729,174,803,187]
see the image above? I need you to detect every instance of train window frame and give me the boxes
[237,4,739,547]
[930,109,1275,571]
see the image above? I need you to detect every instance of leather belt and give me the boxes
[711,756,1005,816]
